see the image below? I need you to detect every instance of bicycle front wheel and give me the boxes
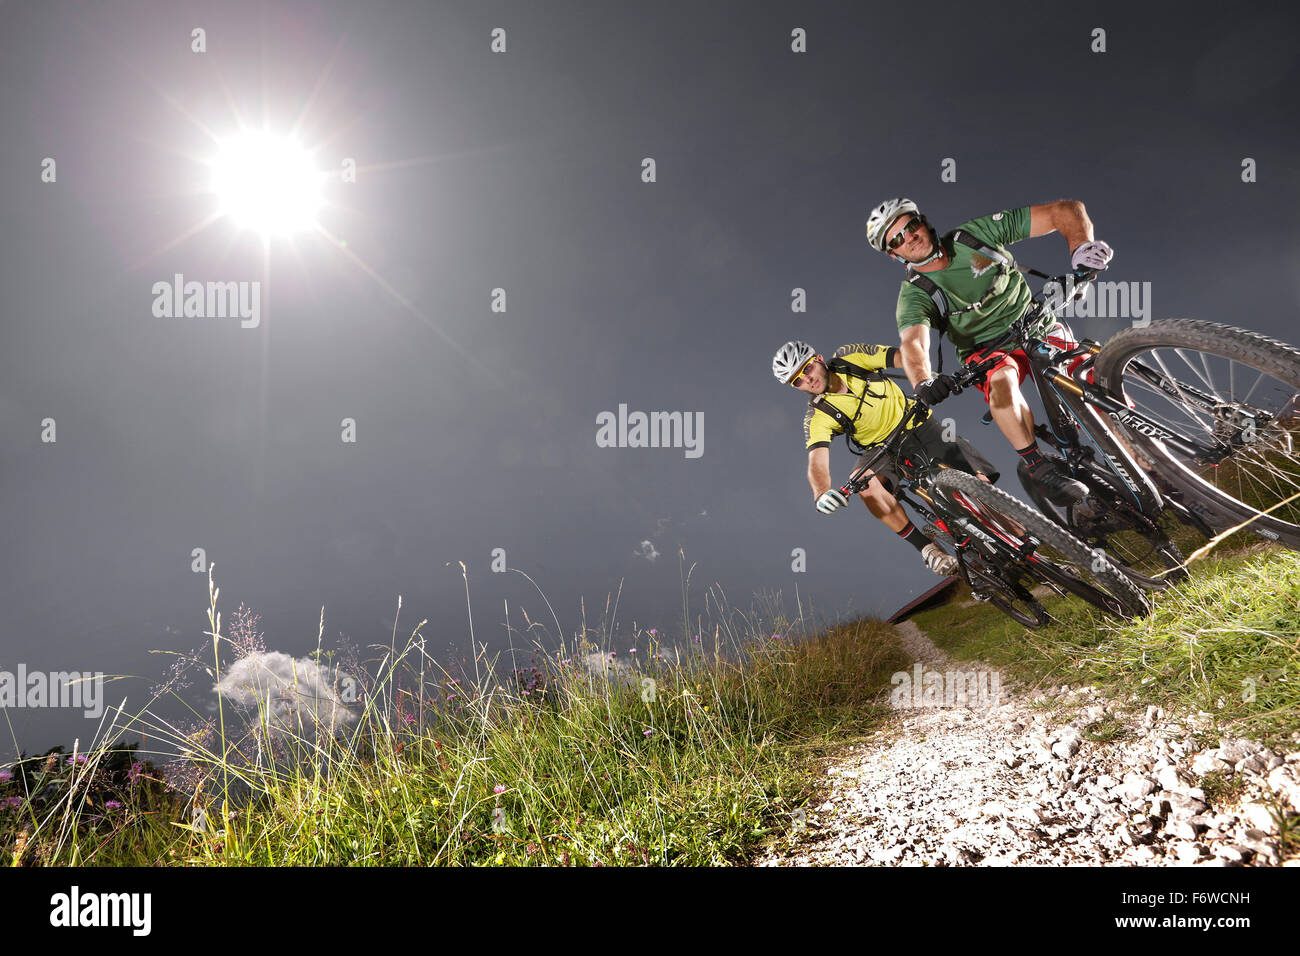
[1094,319,1300,549]
[933,470,1150,619]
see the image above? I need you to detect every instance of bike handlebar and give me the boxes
[948,268,1099,391]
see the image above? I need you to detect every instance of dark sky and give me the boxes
[2,0,1298,757]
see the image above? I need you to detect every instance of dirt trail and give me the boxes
[758,620,1300,867]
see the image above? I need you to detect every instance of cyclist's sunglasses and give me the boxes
[790,356,818,387]
[886,215,924,251]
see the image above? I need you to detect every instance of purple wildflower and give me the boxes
[105,800,123,810]
[2,796,22,810]
[649,629,657,636]
[0,769,12,782]
[643,729,654,737]
[493,785,506,794]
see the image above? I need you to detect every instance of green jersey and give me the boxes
[895,207,1052,361]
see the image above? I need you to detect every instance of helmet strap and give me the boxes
[905,219,945,267]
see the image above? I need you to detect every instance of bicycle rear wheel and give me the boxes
[1094,319,1300,549]
[933,470,1150,619]
[926,523,1051,627]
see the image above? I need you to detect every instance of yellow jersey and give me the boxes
[802,344,917,451]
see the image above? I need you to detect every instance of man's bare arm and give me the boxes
[1028,199,1094,252]
[807,446,832,498]
[899,324,932,386]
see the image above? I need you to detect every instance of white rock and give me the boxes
[1120,773,1157,804]
[1239,802,1277,832]
[1172,842,1204,865]
[1266,766,1300,813]
[1213,844,1251,864]
[1217,738,1257,764]
[1236,754,1269,776]
[1191,752,1230,775]
[1156,765,1188,792]
[1053,737,1082,760]
[1162,792,1208,821]
[1169,821,1202,841]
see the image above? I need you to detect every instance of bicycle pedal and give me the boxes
[1033,424,1059,447]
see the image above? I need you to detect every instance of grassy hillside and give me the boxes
[3,540,1297,866]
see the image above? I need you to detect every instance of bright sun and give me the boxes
[210,130,324,238]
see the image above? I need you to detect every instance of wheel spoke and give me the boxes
[1103,331,1300,537]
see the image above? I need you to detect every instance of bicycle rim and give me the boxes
[962,556,1050,628]
[1095,322,1300,546]
[936,471,1149,619]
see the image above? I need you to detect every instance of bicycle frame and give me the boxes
[971,273,1241,528]
[1020,334,1166,516]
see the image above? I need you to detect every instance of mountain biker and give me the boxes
[773,340,1000,577]
[864,198,1114,507]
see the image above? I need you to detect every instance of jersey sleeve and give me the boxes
[803,405,832,450]
[896,282,940,332]
[961,207,1031,248]
[831,343,891,370]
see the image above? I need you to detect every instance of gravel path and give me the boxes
[758,619,1300,867]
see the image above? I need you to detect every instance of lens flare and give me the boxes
[210,130,324,237]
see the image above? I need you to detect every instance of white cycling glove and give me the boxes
[816,488,848,514]
[1071,240,1114,272]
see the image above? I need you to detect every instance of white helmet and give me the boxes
[866,197,919,252]
[773,340,816,384]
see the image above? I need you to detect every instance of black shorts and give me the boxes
[854,415,1000,495]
